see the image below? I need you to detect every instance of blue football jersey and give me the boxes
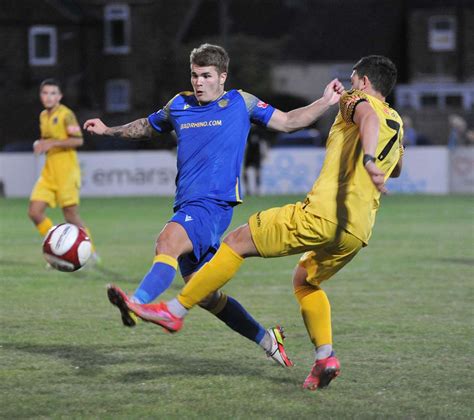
[148,89,275,208]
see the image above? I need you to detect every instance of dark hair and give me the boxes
[39,78,62,92]
[353,55,397,97]
[190,44,229,74]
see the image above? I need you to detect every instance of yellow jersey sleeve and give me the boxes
[339,89,370,124]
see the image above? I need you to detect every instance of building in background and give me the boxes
[0,0,472,151]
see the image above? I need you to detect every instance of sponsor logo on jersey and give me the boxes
[218,99,229,108]
[257,101,268,109]
[180,120,223,130]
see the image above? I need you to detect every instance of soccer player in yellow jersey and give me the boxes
[117,55,404,390]
[28,79,97,257]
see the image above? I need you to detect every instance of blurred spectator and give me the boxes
[244,128,268,196]
[447,114,469,149]
[466,130,474,145]
[401,115,418,146]
[401,115,431,146]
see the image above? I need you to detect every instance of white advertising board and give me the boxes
[449,147,474,194]
[0,147,465,198]
[385,147,449,194]
[261,148,325,194]
[79,151,177,196]
[262,147,450,195]
[0,151,177,198]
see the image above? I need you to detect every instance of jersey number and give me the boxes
[378,119,401,161]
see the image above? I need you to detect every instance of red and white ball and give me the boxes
[42,223,92,272]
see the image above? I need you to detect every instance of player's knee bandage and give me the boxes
[198,291,228,314]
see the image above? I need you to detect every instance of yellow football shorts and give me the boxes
[248,201,363,285]
[30,166,81,208]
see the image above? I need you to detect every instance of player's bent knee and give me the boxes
[293,264,309,288]
[198,291,227,313]
[223,224,257,258]
[222,230,239,247]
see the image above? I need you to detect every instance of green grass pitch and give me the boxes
[1,195,473,418]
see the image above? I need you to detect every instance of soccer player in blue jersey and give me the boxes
[84,44,343,367]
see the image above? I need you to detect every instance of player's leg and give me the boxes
[58,171,98,253]
[295,224,363,390]
[171,202,263,337]
[147,202,313,332]
[29,176,56,236]
[169,203,303,316]
[62,205,99,261]
[294,263,333,359]
[28,200,53,236]
[148,202,291,365]
[174,223,258,310]
[61,204,84,226]
[184,274,293,367]
[107,221,191,327]
[293,260,340,390]
[132,221,193,304]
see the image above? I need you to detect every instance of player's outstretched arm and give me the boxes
[83,118,155,139]
[267,79,344,133]
[353,101,387,193]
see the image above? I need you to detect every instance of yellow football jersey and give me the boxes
[31,104,83,207]
[303,89,403,244]
[40,103,82,150]
[39,103,81,169]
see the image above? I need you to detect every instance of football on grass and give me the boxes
[42,223,92,272]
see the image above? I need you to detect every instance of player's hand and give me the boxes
[83,118,108,135]
[365,161,388,194]
[322,78,345,106]
[33,139,53,154]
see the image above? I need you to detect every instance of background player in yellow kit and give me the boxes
[28,79,97,257]
[119,55,405,391]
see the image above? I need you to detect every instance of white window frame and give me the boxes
[29,26,57,66]
[428,15,457,52]
[106,79,131,112]
[104,4,131,54]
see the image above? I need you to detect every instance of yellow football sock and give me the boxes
[153,254,178,268]
[84,227,96,253]
[37,217,53,236]
[294,285,332,347]
[178,243,243,309]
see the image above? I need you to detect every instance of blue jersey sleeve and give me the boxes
[238,91,275,127]
[148,99,174,133]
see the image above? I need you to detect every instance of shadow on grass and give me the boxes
[0,258,37,267]
[75,264,136,283]
[118,351,298,386]
[436,257,474,266]
[3,342,123,376]
[4,342,298,385]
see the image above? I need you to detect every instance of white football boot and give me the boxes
[266,326,294,367]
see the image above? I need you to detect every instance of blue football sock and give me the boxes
[132,255,177,304]
[214,295,266,344]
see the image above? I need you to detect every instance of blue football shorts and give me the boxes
[170,198,234,277]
